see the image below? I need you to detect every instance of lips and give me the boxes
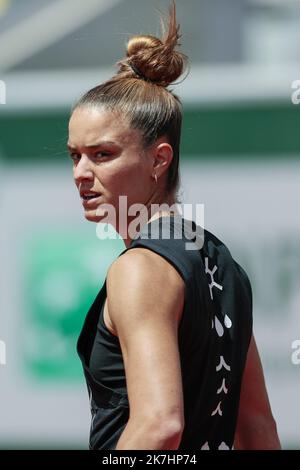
[79,190,102,208]
[82,193,100,201]
[80,190,101,200]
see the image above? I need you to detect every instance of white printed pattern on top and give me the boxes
[202,257,233,450]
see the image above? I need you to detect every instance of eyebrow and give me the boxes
[67,140,118,150]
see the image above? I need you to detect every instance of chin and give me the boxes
[84,213,103,223]
[84,207,112,223]
[84,215,100,223]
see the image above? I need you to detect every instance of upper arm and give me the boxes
[106,248,185,426]
[237,334,273,419]
[235,334,281,449]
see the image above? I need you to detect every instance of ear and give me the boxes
[152,142,173,178]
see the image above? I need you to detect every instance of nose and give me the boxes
[74,154,94,185]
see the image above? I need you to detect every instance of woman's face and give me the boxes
[68,106,157,226]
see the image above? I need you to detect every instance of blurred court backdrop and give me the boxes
[0,0,299,449]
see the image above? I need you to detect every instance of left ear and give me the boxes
[152,142,173,178]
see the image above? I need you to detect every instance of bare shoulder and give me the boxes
[106,247,185,330]
[108,247,184,285]
[107,247,185,298]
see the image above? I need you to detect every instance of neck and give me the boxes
[122,191,180,248]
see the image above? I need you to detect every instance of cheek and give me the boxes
[97,159,149,193]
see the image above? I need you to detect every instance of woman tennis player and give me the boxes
[68,2,281,450]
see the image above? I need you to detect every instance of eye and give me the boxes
[69,152,81,162]
[94,151,111,158]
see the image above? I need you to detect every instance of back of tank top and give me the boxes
[77,215,253,450]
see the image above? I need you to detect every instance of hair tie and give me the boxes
[129,63,149,81]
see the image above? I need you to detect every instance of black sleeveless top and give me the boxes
[77,215,253,450]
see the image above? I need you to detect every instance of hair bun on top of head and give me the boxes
[117,2,188,88]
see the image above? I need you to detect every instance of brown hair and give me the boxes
[73,1,188,201]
